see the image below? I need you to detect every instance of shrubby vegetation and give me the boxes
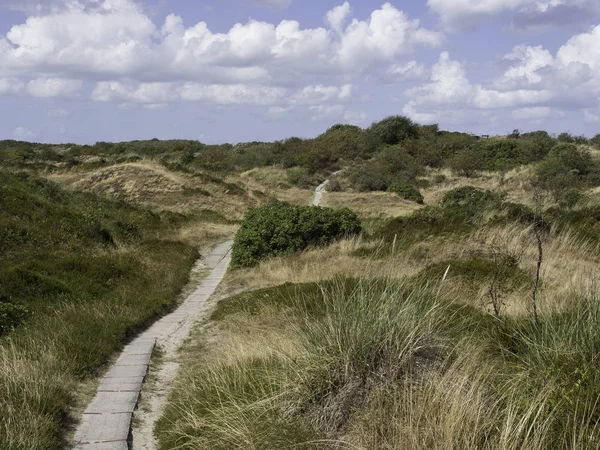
[231,201,361,268]
[0,170,198,449]
[5,115,600,449]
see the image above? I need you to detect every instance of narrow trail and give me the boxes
[313,179,329,206]
[72,242,232,450]
[73,183,327,450]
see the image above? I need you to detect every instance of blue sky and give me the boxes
[1,0,600,144]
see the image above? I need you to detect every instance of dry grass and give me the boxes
[420,167,536,206]
[50,161,256,219]
[322,191,422,219]
[229,169,315,207]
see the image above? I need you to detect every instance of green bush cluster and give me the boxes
[231,201,361,268]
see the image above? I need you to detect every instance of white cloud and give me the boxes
[427,0,599,30]
[337,3,443,70]
[90,80,354,108]
[503,45,554,84]
[0,77,24,94]
[326,2,351,32]
[0,0,442,87]
[492,26,600,105]
[13,126,35,140]
[26,78,82,98]
[387,60,428,81]
[404,52,554,122]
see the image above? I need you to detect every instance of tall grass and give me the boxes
[157,277,600,450]
[0,171,200,449]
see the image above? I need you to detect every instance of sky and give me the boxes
[1,0,600,144]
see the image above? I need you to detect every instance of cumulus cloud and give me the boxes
[494,25,600,108]
[404,52,554,123]
[326,2,352,32]
[0,0,442,91]
[427,0,600,31]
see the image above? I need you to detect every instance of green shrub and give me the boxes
[0,302,30,336]
[448,149,485,177]
[368,115,419,146]
[439,186,501,210]
[388,183,424,204]
[231,202,361,268]
[287,167,318,188]
[348,146,422,192]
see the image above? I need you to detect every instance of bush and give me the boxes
[287,167,317,188]
[348,146,422,192]
[231,201,361,268]
[368,116,419,146]
[536,143,597,204]
[388,183,424,204]
[448,149,485,177]
[0,302,30,336]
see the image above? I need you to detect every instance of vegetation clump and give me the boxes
[388,182,424,204]
[231,201,361,268]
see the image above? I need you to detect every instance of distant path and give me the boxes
[72,241,233,450]
[313,170,342,206]
[313,180,329,206]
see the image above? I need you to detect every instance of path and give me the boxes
[74,183,327,449]
[72,241,233,450]
[313,180,329,206]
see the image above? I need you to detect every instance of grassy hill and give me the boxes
[3,117,600,449]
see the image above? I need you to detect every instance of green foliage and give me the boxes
[448,149,486,177]
[286,167,320,188]
[368,188,505,251]
[0,169,200,449]
[439,186,501,210]
[348,146,422,192]
[520,130,556,160]
[557,132,576,143]
[231,202,361,268]
[316,124,377,160]
[535,143,598,205]
[417,257,529,288]
[0,302,30,336]
[388,182,424,203]
[367,115,419,146]
[501,291,600,427]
